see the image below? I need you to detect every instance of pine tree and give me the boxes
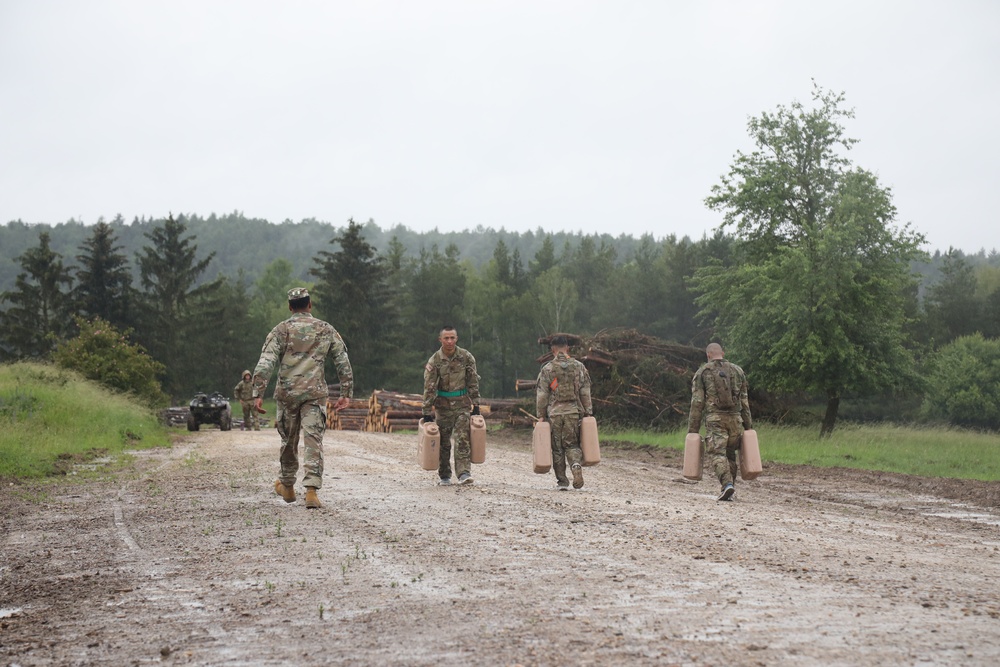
[0,231,74,360]
[134,214,218,399]
[72,219,134,331]
[309,219,401,392]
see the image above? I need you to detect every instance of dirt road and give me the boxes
[2,427,1000,666]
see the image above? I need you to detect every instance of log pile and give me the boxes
[517,328,705,429]
[323,388,527,432]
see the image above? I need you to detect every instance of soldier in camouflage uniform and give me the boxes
[535,335,593,490]
[422,326,481,486]
[252,287,353,509]
[233,370,259,431]
[688,342,752,501]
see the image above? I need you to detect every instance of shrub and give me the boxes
[922,333,1000,430]
[51,317,168,407]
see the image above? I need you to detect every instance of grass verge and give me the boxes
[604,423,1000,481]
[0,361,171,478]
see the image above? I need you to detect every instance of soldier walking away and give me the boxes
[252,287,353,509]
[687,343,752,501]
[233,370,259,431]
[535,335,593,490]
[422,326,481,486]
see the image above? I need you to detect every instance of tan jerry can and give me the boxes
[580,415,600,466]
[532,420,553,474]
[417,419,441,471]
[740,429,763,480]
[470,414,487,464]
[683,432,704,480]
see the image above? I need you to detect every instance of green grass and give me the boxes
[0,362,171,478]
[604,423,1000,481]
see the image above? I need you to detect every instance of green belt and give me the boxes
[437,389,467,398]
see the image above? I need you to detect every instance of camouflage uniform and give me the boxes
[536,351,593,487]
[422,346,480,480]
[688,358,752,489]
[233,371,259,431]
[253,302,353,491]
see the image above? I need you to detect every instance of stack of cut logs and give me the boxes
[325,386,523,432]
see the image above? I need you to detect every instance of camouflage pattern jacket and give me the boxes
[233,379,255,402]
[688,358,751,432]
[536,352,593,418]
[252,312,353,405]
[422,346,480,413]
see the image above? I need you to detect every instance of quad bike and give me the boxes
[186,391,233,431]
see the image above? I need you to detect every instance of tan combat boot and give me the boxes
[274,480,296,503]
[571,464,584,489]
[304,487,322,509]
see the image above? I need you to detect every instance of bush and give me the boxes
[51,317,168,407]
[922,333,1000,430]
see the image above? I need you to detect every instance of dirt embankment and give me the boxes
[2,427,1000,666]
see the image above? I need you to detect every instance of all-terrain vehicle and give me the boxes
[187,391,233,431]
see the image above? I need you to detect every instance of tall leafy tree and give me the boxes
[0,231,74,360]
[72,218,134,331]
[134,214,218,399]
[696,84,926,436]
[310,219,401,392]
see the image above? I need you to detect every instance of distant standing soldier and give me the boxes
[252,287,353,509]
[233,370,259,431]
[422,326,481,486]
[687,342,752,501]
[535,335,593,490]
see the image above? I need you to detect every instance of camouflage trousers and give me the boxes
[550,413,583,485]
[705,413,743,487]
[436,402,471,479]
[276,398,327,489]
[240,400,259,431]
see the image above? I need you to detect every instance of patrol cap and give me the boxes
[287,287,310,301]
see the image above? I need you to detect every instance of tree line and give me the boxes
[2,84,999,433]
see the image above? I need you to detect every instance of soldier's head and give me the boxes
[550,335,570,354]
[438,326,458,354]
[242,370,251,380]
[287,287,311,312]
[706,343,724,360]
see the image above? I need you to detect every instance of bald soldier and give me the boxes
[253,287,353,509]
[688,343,752,501]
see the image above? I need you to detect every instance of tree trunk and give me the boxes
[820,392,840,438]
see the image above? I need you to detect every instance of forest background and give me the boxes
[3,89,1000,433]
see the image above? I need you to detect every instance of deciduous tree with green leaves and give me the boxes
[695,84,926,436]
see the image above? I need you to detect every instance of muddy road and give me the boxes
[2,427,1000,666]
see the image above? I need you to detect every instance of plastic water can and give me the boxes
[470,414,487,464]
[580,416,601,466]
[532,420,552,474]
[683,432,703,480]
[418,419,440,471]
[740,429,762,480]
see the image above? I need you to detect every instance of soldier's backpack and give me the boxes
[712,363,736,410]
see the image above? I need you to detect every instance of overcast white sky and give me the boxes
[1,0,997,253]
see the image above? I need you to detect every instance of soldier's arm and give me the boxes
[330,330,354,399]
[535,367,550,419]
[252,325,283,397]
[739,371,752,430]
[422,357,438,414]
[465,352,481,405]
[579,366,593,416]
[688,370,705,433]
